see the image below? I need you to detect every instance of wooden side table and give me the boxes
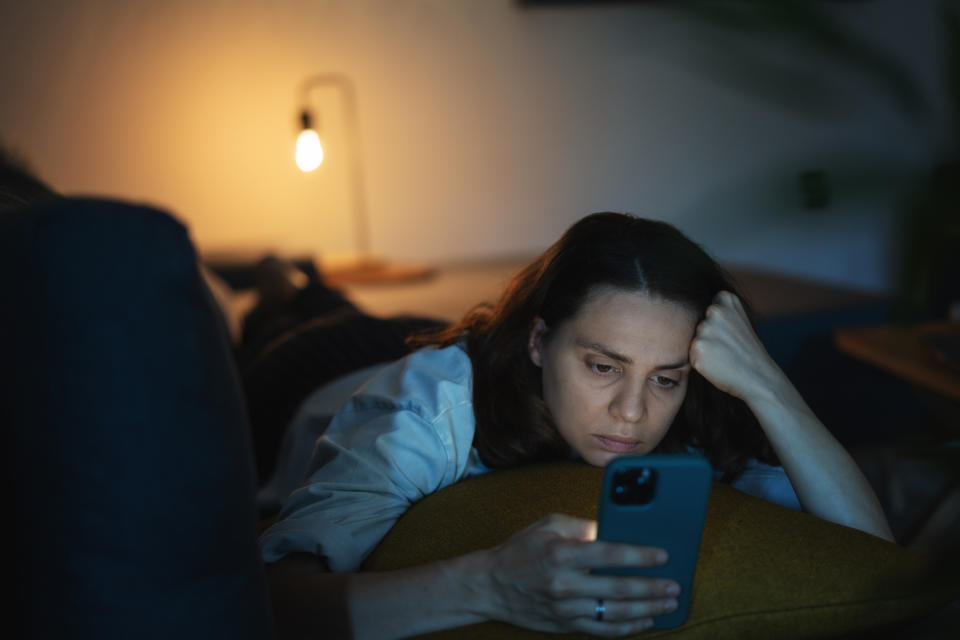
[834,322,960,403]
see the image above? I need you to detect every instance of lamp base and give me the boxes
[319,253,436,286]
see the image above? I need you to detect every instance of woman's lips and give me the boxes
[593,434,641,453]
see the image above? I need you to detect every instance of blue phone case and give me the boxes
[596,454,712,629]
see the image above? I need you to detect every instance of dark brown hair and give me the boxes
[412,212,777,482]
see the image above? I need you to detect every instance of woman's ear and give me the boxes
[528,317,547,367]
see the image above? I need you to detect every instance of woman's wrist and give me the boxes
[349,551,493,639]
[736,356,793,410]
[451,548,500,621]
[738,365,824,442]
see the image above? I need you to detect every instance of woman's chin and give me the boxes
[582,449,635,467]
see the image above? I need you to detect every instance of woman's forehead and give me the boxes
[565,287,698,356]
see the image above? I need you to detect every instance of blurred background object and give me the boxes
[0,0,952,299]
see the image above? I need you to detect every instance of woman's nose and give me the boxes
[611,384,646,423]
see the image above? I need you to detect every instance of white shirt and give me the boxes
[259,344,800,571]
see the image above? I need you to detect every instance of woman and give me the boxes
[262,212,892,639]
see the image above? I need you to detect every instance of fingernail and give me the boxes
[641,619,654,630]
[666,583,680,596]
[664,599,678,612]
[656,550,668,563]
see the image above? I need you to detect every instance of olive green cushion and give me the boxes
[362,462,958,639]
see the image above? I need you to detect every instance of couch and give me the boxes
[4,199,957,639]
[3,200,273,639]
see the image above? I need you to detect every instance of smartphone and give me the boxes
[595,454,712,629]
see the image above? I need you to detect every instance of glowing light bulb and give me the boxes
[296,129,324,172]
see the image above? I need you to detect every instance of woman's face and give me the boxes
[529,286,699,467]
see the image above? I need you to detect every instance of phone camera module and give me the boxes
[611,467,657,505]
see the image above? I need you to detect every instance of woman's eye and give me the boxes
[652,375,678,387]
[590,362,618,375]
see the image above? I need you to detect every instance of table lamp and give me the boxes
[295,73,433,285]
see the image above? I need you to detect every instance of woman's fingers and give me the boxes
[691,290,780,400]
[544,572,681,603]
[568,617,656,637]
[713,289,743,310]
[547,596,676,637]
[553,596,678,622]
[697,291,749,340]
[530,512,597,540]
[521,514,675,579]
[544,537,668,572]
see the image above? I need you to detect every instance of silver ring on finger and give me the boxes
[595,598,605,622]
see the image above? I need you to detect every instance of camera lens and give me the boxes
[611,467,657,505]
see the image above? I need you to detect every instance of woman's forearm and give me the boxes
[266,553,353,638]
[266,551,491,640]
[348,551,491,639]
[688,292,894,542]
[744,373,895,542]
[267,515,682,639]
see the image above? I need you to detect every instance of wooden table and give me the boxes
[834,322,960,402]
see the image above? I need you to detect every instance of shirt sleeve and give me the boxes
[256,362,390,516]
[730,459,802,511]
[259,386,475,571]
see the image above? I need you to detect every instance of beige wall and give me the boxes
[0,0,947,290]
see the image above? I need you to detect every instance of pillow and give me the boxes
[362,461,958,638]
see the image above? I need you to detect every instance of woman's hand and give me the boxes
[689,291,784,404]
[476,513,680,637]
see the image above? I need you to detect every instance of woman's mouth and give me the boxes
[593,434,641,453]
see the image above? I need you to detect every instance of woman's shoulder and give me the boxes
[355,343,473,413]
[398,342,473,382]
[315,343,476,459]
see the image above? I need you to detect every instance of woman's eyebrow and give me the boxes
[576,338,633,364]
[653,361,690,371]
[575,338,689,370]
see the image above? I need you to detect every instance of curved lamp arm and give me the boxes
[297,73,371,257]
